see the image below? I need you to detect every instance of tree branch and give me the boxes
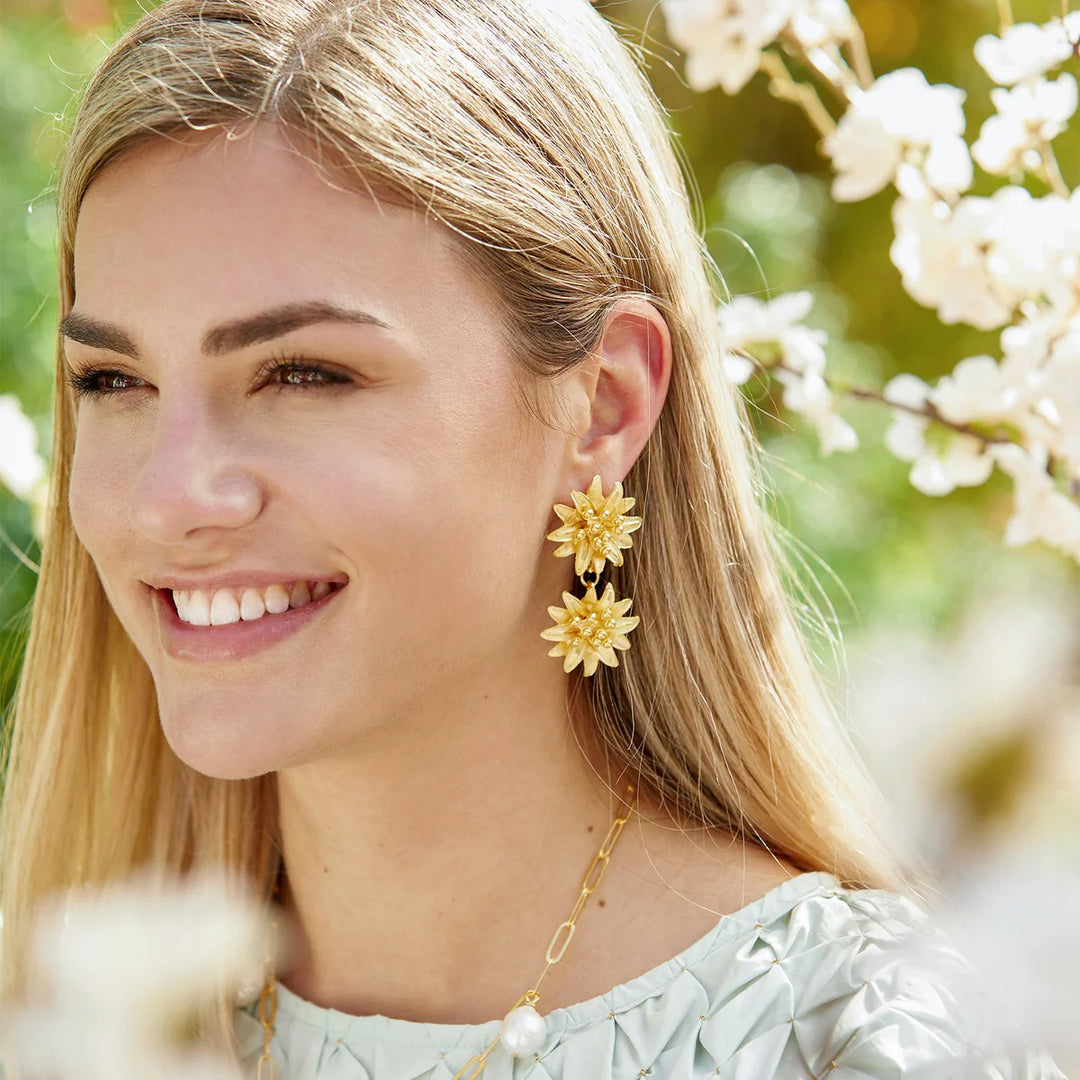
[758,50,838,140]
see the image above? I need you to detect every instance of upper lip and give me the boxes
[145,571,350,592]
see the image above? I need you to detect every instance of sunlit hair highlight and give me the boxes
[0,0,927,1057]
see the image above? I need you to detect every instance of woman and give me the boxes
[0,0,1066,1076]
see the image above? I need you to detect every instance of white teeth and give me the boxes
[210,590,241,626]
[240,588,266,621]
[186,590,211,627]
[264,584,291,615]
[170,580,340,626]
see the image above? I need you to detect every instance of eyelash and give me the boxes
[63,353,353,400]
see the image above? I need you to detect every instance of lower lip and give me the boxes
[152,584,346,662]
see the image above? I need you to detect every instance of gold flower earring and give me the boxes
[540,475,642,676]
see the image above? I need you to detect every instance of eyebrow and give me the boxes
[58,301,393,359]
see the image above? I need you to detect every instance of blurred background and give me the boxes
[2,0,1079,1068]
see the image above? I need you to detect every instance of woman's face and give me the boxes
[65,123,580,778]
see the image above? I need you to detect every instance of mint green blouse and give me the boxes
[232,870,1068,1078]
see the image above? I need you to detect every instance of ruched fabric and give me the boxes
[233,871,1068,1078]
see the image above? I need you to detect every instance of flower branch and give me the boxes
[845,21,874,89]
[1036,137,1072,196]
[758,50,838,139]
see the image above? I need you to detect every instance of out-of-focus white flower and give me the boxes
[890,187,1080,329]
[717,290,825,374]
[825,112,903,201]
[661,0,796,94]
[774,367,859,453]
[1000,314,1058,383]
[974,21,1074,86]
[721,350,758,385]
[717,291,855,452]
[0,393,47,501]
[983,186,1080,309]
[929,354,1025,426]
[973,75,1078,177]
[789,0,855,50]
[988,440,1080,556]
[882,372,994,495]
[890,197,1013,330]
[849,572,1080,866]
[937,844,1080,1066]
[1041,325,1080,473]
[6,866,270,1080]
[825,68,972,201]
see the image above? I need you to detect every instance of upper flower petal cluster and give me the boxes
[972,75,1078,178]
[660,0,856,95]
[661,0,795,94]
[974,17,1078,87]
[546,474,641,578]
[825,68,972,202]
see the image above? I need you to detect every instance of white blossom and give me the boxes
[1040,323,1080,472]
[8,867,269,1080]
[716,291,854,452]
[717,290,825,373]
[936,846,1080,1065]
[789,0,856,50]
[825,68,972,201]
[890,186,1080,330]
[972,75,1078,177]
[983,186,1080,310]
[1000,316,1057,383]
[0,393,47,501]
[774,367,858,454]
[929,355,1025,426]
[988,440,1080,557]
[974,21,1074,87]
[882,373,994,495]
[890,197,1013,330]
[661,0,796,94]
[825,111,903,201]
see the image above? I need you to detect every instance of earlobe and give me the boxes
[574,297,673,482]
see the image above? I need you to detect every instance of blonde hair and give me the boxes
[1,0,928,1057]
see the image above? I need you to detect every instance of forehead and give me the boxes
[71,124,502,353]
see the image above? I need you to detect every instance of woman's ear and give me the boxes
[566,297,673,486]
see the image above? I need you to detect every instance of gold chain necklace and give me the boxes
[255,782,638,1079]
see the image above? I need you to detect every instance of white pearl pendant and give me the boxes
[499,1003,547,1057]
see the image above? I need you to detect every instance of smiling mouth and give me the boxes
[162,580,347,626]
[152,580,348,662]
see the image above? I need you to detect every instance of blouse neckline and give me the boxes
[266,869,843,1049]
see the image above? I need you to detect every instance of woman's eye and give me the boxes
[261,358,352,390]
[64,368,145,399]
[63,357,353,401]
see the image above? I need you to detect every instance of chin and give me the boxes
[156,694,298,781]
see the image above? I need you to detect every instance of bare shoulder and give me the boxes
[548,818,809,1008]
[608,811,811,939]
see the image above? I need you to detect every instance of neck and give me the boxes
[269,669,647,1024]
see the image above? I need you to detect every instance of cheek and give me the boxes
[67,420,133,560]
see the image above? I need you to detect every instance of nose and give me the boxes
[129,396,263,544]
